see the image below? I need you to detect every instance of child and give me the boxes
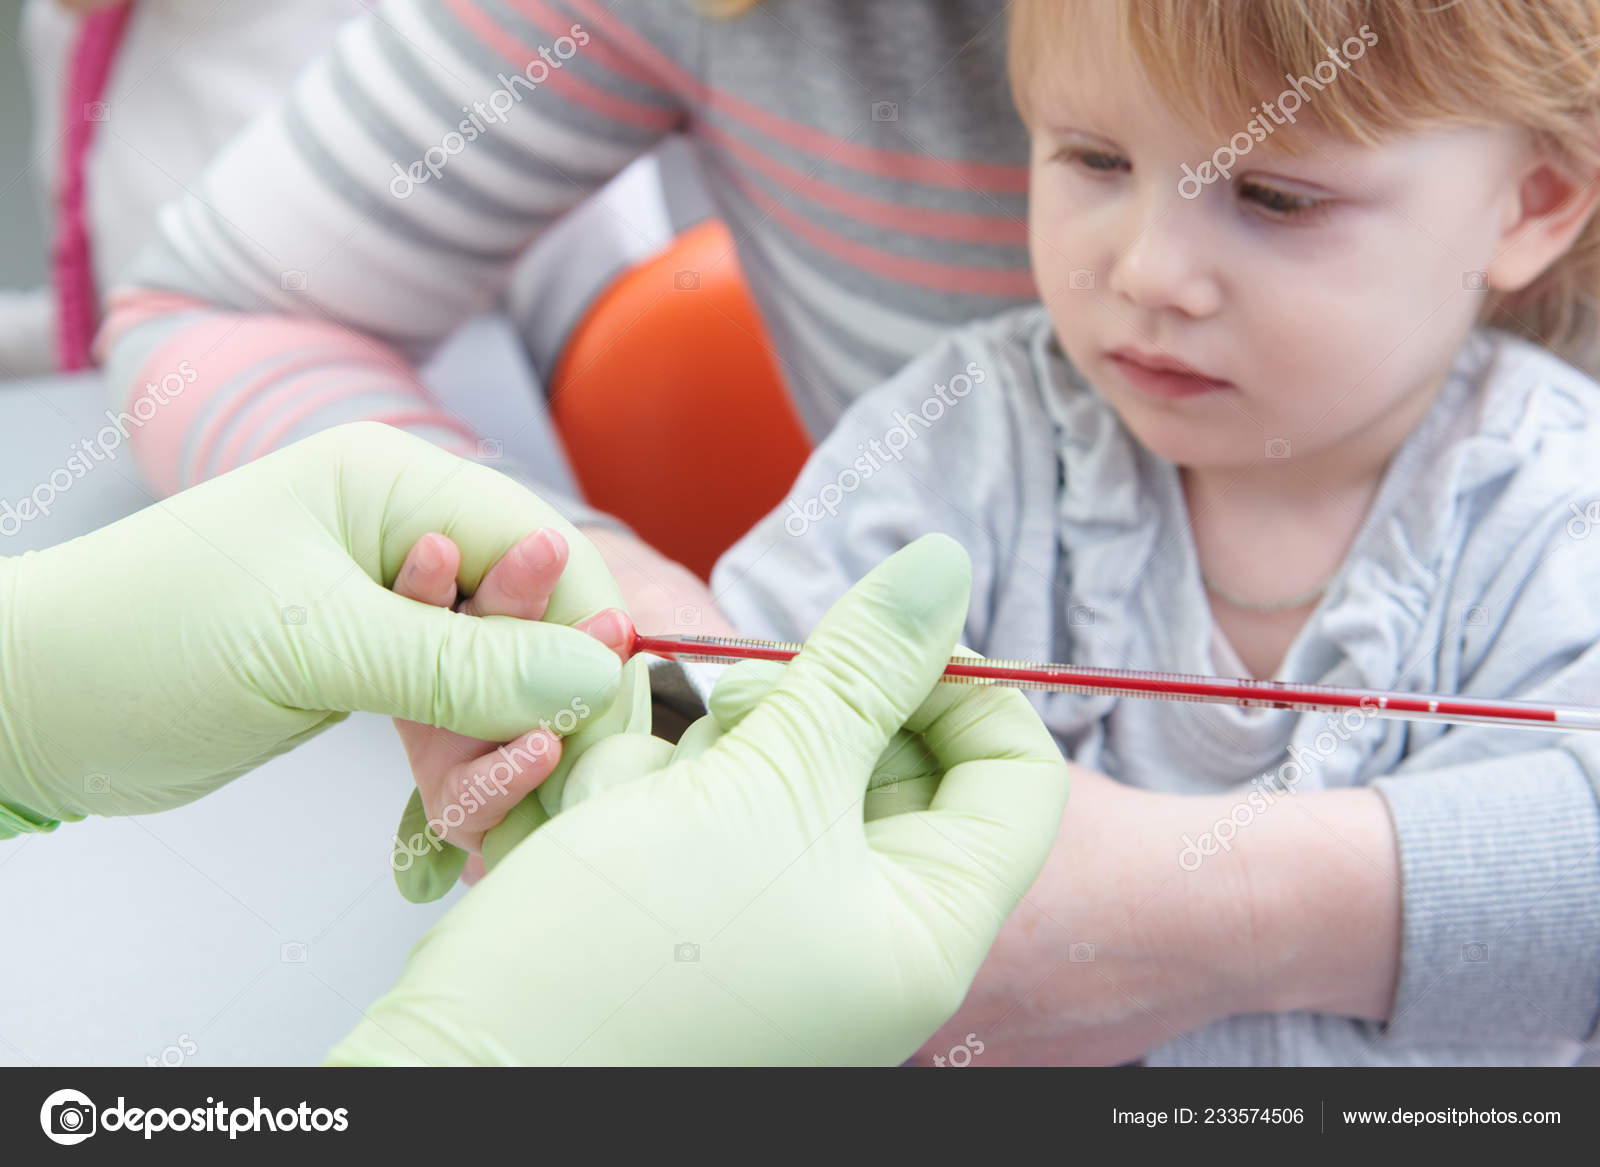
[707,0,1600,1065]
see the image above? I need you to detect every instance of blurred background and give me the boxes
[0,0,47,290]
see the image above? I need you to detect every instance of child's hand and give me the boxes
[390,528,632,884]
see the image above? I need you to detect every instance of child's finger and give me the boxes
[459,528,567,621]
[460,853,487,886]
[394,532,461,608]
[429,729,563,853]
[575,607,635,661]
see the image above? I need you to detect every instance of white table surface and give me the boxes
[0,317,576,1066]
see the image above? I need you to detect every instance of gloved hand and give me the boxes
[327,535,1072,1066]
[697,655,961,820]
[0,422,644,836]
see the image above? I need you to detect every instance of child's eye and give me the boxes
[1239,180,1331,223]
[1052,146,1130,174]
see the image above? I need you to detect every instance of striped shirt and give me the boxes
[101,0,1033,498]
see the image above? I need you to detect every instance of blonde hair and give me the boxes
[1010,0,1600,376]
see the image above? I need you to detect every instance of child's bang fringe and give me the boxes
[1012,0,1476,151]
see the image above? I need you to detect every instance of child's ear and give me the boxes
[1486,150,1600,293]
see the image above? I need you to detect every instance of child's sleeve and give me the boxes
[1363,487,1600,1052]
[98,0,688,513]
[710,325,1038,655]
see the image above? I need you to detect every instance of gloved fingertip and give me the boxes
[885,534,972,628]
[521,621,627,713]
[393,839,468,903]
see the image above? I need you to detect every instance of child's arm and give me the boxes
[1223,661,1600,1059]
[1358,552,1600,1052]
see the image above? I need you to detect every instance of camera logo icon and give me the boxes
[872,101,900,122]
[1462,270,1489,292]
[281,605,307,626]
[281,270,308,292]
[1069,269,1096,290]
[673,605,701,628]
[1464,605,1488,627]
[84,773,111,796]
[477,437,504,460]
[83,102,110,123]
[1069,942,1096,963]
[1462,942,1489,963]
[1068,604,1095,627]
[1567,500,1600,540]
[40,1088,97,1146]
[674,942,700,963]
[1265,437,1292,459]
[674,269,701,291]
[281,941,308,963]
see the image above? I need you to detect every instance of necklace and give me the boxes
[1201,570,1335,613]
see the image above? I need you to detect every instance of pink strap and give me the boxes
[53,2,134,371]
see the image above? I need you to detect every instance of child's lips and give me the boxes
[1105,349,1232,400]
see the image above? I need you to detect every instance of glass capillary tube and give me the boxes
[630,632,1600,734]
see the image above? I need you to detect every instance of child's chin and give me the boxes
[1109,410,1243,470]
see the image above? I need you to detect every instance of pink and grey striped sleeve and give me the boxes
[100,0,687,496]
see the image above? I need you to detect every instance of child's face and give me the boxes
[1023,16,1531,477]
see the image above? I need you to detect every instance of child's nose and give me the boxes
[1107,202,1224,318]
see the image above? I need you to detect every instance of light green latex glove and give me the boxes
[327,535,1072,1066]
[0,422,644,837]
[700,654,970,820]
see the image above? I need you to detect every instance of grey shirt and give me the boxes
[709,306,1600,1065]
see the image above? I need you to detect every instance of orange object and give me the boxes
[548,219,813,581]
